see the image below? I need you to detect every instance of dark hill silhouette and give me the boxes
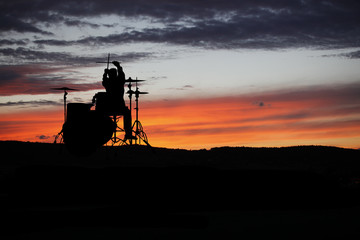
[1,141,360,239]
[1,141,359,171]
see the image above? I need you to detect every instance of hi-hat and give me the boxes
[127,90,149,95]
[125,79,145,83]
[51,87,78,91]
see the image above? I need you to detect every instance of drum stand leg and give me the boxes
[132,120,151,147]
[53,128,67,155]
[108,115,128,146]
[54,128,64,144]
[54,89,68,144]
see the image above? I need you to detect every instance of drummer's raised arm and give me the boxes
[112,61,125,81]
[112,61,120,68]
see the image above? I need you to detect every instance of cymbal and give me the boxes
[125,79,146,83]
[127,90,149,95]
[51,87,78,91]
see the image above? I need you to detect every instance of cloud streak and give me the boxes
[0,65,103,96]
[0,50,153,96]
[0,100,61,107]
[0,47,153,65]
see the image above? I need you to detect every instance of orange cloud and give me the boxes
[1,83,360,149]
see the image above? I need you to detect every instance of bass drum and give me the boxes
[63,103,116,155]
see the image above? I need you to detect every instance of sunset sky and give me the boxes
[1,0,360,149]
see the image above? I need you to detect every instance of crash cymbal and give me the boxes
[51,87,78,91]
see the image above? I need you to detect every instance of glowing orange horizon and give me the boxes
[138,96,360,149]
[1,83,360,149]
[0,108,63,142]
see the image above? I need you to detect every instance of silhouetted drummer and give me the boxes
[102,61,136,139]
[103,62,125,101]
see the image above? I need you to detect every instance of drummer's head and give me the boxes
[109,68,117,78]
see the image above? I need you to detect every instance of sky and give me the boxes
[1,0,360,149]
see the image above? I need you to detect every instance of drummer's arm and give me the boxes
[112,61,123,74]
[102,69,109,87]
[112,61,121,68]
[102,68,108,79]
[111,61,126,84]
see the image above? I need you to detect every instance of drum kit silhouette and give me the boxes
[53,54,150,154]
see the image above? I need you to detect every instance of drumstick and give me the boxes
[107,53,110,69]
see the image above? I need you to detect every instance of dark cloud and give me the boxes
[32,17,360,49]
[0,65,104,96]
[177,85,194,91]
[340,50,360,59]
[0,15,53,35]
[0,67,22,84]
[1,80,103,96]
[149,76,167,80]
[33,39,70,47]
[0,47,153,65]
[252,82,360,106]
[166,85,194,91]
[253,101,265,107]
[0,48,153,96]
[0,100,61,107]
[0,47,73,63]
[322,50,360,59]
[0,39,29,46]
[36,135,51,140]
[0,1,359,49]
[63,19,100,28]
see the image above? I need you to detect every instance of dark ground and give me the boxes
[1,141,360,239]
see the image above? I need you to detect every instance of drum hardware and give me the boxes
[125,78,145,83]
[52,87,78,144]
[96,54,150,147]
[54,54,151,151]
[126,78,150,147]
[109,115,126,146]
[51,87,78,122]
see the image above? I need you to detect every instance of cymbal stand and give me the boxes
[52,87,78,144]
[54,89,68,143]
[132,79,151,147]
[127,81,134,145]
